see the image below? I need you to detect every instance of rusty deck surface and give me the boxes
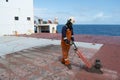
[0,33,120,80]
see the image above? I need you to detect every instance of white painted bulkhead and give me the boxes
[37,24,58,33]
[0,0,34,36]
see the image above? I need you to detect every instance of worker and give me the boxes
[61,17,75,69]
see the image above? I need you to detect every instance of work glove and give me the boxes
[70,40,74,45]
[64,39,70,44]
[73,42,78,51]
[70,37,74,45]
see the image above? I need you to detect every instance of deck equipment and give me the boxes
[73,42,103,74]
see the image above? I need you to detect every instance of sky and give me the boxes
[34,0,120,24]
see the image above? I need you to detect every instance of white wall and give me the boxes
[0,0,34,36]
[49,24,57,33]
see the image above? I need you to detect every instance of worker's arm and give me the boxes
[62,26,67,40]
[62,26,70,44]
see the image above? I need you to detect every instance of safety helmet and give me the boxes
[68,17,75,24]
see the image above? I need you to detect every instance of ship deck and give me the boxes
[0,33,120,80]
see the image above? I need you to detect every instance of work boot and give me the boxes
[66,64,72,70]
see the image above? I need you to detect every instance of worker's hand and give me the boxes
[73,42,78,51]
[64,39,70,44]
[70,41,74,45]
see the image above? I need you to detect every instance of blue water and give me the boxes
[57,24,120,36]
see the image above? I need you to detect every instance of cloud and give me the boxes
[34,8,47,12]
[94,12,104,18]
[34,7,116,24]
[34,8,75,23]
[91,12,112,24]
[75,12,112,24]
[34,8,48,16]
[94,12,110,19]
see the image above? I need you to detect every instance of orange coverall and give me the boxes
[61,25,74,65]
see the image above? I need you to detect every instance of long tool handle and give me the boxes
[73,43,92,68]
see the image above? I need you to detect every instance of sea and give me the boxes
[57,24,120,36]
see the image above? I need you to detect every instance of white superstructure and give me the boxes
[34,17,58,33]
[0,0,34,36]
[37,24,58,33]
